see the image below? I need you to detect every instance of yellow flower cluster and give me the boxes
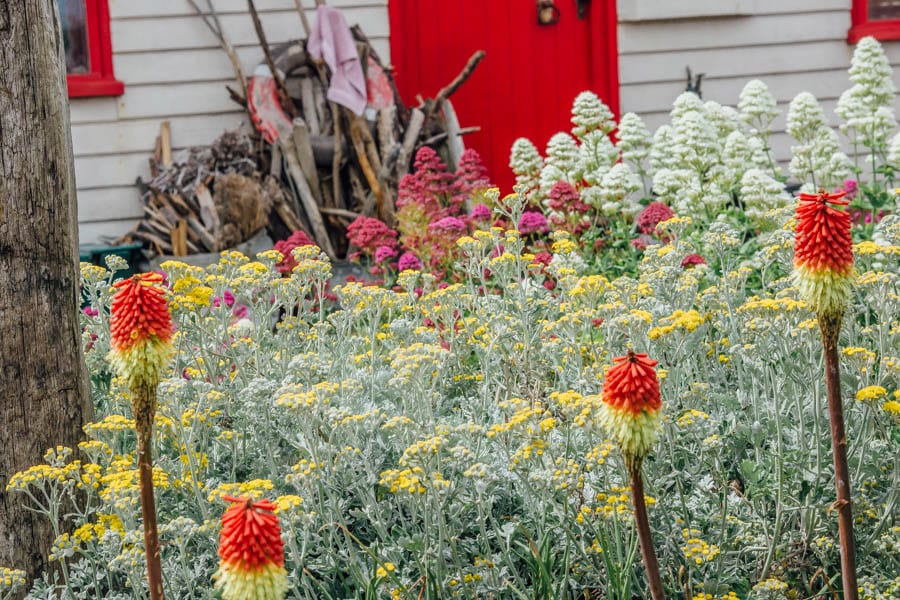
[0,567,26,591]
[648,309,705,340]
[682,536,721,565]
[375,562,395,579]
[380,467,426,495]
[207,479,274,502]
[276,380,356,410]
[753,577,788,593]
[399,435,446,466]
[856,385,887,402]
[273,494,304,513]
[487,400,551,438]
[694,593,739,600]
[549,390,601,427]
[737,296,807,313]
[100,456,169,510]
[286,459,323,485]
[677,409,710,427]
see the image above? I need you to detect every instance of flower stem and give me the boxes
[818,312,858,600]
[135,384,165,600]
[628,460,665,600]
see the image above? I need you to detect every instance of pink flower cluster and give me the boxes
[274,230,316,274]
[546,182,591,234]
[392,147,497,278]
[346,216,399,260]
[635,202,675,235]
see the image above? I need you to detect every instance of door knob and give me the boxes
[576,0,590,19]
[537,0,560,25]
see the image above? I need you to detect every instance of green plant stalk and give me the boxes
[818,312,858,600]
[134,383,165,600]
[628,460,665,600]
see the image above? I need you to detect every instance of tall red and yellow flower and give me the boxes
[108,272,174,390]
[597,351,662,466]
[792,190,854,317]
[214,496,288,600]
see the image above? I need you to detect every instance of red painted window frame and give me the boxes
[65,0,123,98]
[848,0,900,44]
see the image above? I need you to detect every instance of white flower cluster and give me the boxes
[649,86,781,216]
[836,36,896,151]
[787,92,852,190]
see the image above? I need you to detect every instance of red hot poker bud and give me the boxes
[214,496,288,600]
[597,351,663,464]
[792,190,854,316]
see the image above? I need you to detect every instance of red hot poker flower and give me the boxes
[792,190,854,316]
[109,273,173,351]
[602,352,662,415]
[597,351,663,463]
[107,273,174,390]
[214,496,288,600]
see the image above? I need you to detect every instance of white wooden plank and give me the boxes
[111,0,386,19]
[112,39,389,86]
[77,187,144,222]
[619,41,854,85]
[116,81,243,119]
[750,0,849,15]
[78,219,142,244]
[69,97,119,124]
[620,69,851,114]
[74,153,151,188]
[114,47,254,84]
[72,113,249,156]
[111,7,389,53]
[618,11,849,55]
[618,0,754,22]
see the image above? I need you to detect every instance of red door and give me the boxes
[389,0,619,192]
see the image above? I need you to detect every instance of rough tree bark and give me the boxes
[0,0,92,587]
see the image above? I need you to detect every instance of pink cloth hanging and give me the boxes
[307,6,367,116]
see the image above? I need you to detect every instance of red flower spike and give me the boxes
[792,190,855,316]
[601,352,662,415]
[794,191,853,275]
[107,273,174,390]
[109,273,174,352]
[214,496,288,600]
[596,351,663,463]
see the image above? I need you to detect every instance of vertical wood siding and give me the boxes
[72,0,389,243]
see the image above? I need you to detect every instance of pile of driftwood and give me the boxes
[122,127,304,256]
[118,0,484,260]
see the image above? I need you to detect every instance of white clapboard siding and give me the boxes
[111,9,389,53]
[72,114,248,156]
[78,219,143,243]
[74,1,390,243]
[615,0,900,178]
[111,0,386,19]
[618,11,849,54]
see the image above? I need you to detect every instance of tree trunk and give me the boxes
[0,0,92,587]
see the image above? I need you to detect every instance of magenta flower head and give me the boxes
[636,202,675,235]
[681,253,707,268]
[518,211,549,235]
[398,252,423,271]
[428,216,467,235]
[470,204,492,222]
[374,245,398,264]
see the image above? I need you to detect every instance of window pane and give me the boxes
[57,0,90,74]
[870,0,900,20]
